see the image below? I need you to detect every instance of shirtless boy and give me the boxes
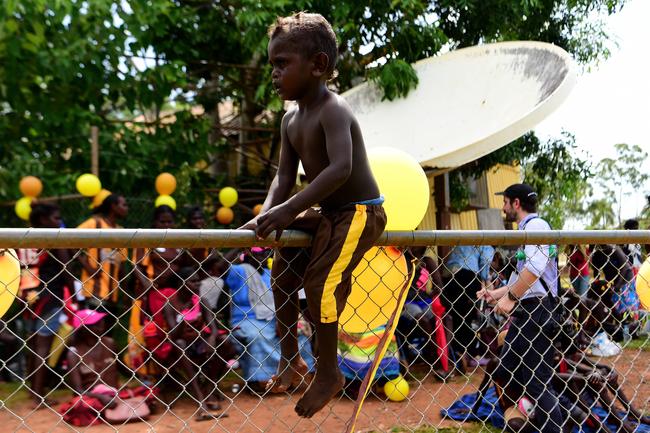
[241,12,386,418]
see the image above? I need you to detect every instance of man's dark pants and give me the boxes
[495,297,563,433]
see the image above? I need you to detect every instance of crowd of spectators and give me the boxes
[1,194,648,428]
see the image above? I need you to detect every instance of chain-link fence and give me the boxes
[0,229,649,433]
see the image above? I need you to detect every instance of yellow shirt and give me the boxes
[77,216,126,302]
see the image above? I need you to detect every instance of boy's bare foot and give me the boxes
[294,370,344,418]
[266,357,309,393]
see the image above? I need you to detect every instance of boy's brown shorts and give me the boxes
[272,204,387,324]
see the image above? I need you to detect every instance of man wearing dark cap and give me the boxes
[477,183,562,433]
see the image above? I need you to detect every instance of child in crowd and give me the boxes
[61,309,153,426]
[226,247,315,393]
[567,245,590,297]
[198,255,228,313]
[145,267,234,421]
[65,310,119,405]
[25,203,75,408]
[240,12,386,417]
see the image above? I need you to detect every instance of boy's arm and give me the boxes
[240,112,298,230]
[256,102,353,239]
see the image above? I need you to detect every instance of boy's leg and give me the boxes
[266,208,323,392]
[296,204,386,418]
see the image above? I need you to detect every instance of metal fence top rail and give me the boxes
[0,228,649,248]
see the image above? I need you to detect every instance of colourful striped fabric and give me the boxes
[337,325,400,382]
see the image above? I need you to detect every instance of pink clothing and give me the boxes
[143,289,211,363]
[143,288,176,361]
[179,294,201,322]
[415,268,430,291]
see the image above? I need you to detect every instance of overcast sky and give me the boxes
[535,0,650,226]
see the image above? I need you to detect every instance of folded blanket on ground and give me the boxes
[59,385,158,426]
[441,387,650,433]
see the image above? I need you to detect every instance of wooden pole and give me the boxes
[90,126,99,176]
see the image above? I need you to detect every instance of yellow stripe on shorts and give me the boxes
[320,204,368,323]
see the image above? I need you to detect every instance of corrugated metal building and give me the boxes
[418,164,521,230]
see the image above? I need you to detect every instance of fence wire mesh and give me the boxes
[0,229,649,433]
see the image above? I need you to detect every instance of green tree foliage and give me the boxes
[451,132,593,229]
[0,0,628,226]
[591,143,649,227]
[585,198,617,229]
[0,1,215,206]
[520,132,592,229]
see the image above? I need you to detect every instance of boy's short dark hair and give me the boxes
[268,12,338,79]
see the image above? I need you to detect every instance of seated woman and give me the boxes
[144,267,234,421]
[225,247,315,393]
[61,310,151,426]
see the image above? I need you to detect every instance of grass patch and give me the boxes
[0,381,69,408]
[624,336,650,351]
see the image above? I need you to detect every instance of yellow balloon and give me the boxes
[637,258,650,310]
[368,147,429,230]
[339,247,409,334]
[15,197,33,221]
[155,195,176,210]
[76,173,102,197]
[155,172,177,195]
[219,187,238,208]
[216,207,234,224]
[19,176,43,198]
[0,249,20,319]
[384,375,410,402]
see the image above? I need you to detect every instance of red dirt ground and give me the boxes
[2,349,649,433]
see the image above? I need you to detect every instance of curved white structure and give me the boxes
[344,41,577,168]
